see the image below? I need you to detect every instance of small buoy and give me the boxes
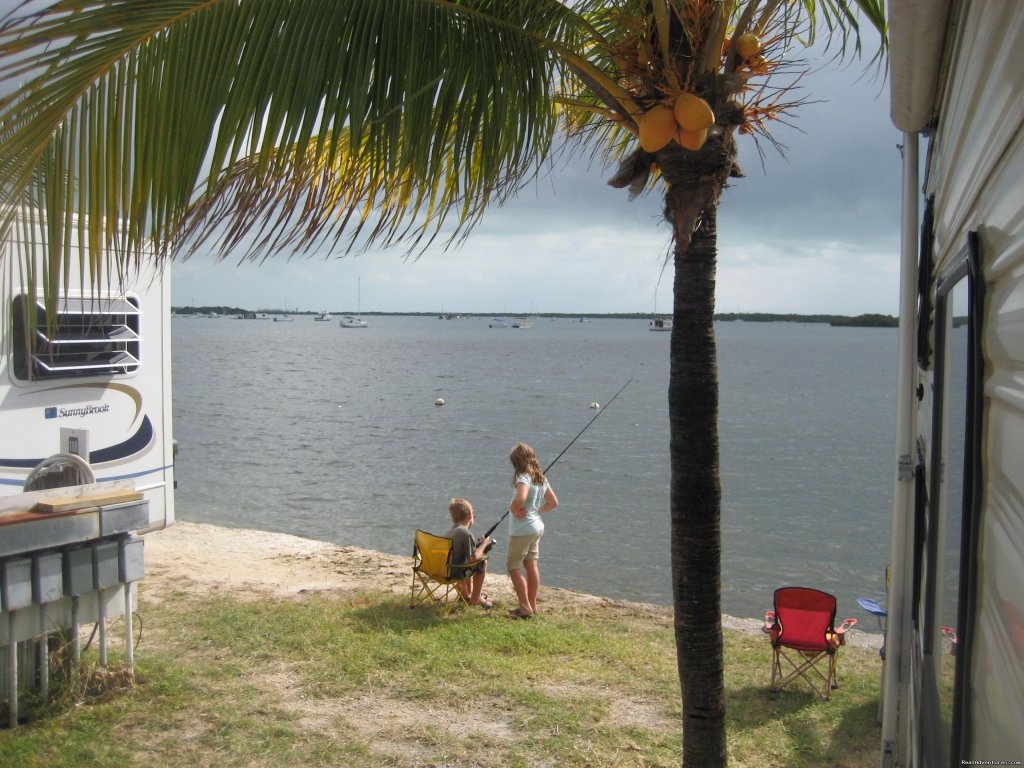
[435,398,445,407]
[589,402,600,409]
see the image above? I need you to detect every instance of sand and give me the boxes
[140,520,880,649]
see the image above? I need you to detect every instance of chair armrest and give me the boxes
[829,618,858,647]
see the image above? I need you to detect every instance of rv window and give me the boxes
[921,232,983,767]
[11,294,141,380]
[926,279,967,764]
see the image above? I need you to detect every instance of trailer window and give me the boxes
[11,294,141,380]
[921,231,984,767]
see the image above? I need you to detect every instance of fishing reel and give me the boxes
[482,537,496,555]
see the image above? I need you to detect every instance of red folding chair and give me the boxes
[765,586,856,700]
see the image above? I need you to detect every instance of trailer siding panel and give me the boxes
[923,2,1024,759]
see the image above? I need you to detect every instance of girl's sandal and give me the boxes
[507,607,533,620]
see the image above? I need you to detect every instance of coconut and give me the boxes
[673,93,715,132]
[735,32,761,59]
[637,105,678,153]
[676,126,708,151]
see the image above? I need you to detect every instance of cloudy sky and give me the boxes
[1,1,901,317]
[175,37,901,317]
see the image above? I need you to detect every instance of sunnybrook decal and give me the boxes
[0,382,150,471]
[45,403,112,419]
[34,381,143,425]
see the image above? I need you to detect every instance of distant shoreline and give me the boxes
[172,307,900,327]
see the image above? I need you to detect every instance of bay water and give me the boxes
[170,315,896,628]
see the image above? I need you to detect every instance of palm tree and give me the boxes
[0,2,885,764]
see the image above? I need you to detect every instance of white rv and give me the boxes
[0,211,174,724]
[884,1,1024,765]
[0,212,175,531]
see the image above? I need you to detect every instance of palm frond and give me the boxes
[0,0,581,304]
[0,0,887,310]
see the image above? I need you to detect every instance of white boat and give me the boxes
[339,278,368,328]
[273,314,293,322]
[488,317,509,328]
[511,316,534,328]
[649,318,672,331]
[313,311,332,321]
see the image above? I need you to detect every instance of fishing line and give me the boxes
[482,377,633,541]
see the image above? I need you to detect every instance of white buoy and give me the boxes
[589,402,600,409]
[435,398,445,407]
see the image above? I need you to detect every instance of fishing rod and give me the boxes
[481,378,633,545]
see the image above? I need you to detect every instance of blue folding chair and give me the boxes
[857,597,888,658]
[857,594,888,721]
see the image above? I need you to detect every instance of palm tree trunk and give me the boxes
[669,201,726,767]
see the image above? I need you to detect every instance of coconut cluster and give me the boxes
[637,92,716,153]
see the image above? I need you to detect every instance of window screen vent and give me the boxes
[12,295,141,380]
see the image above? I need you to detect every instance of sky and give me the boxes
[174,40,902,317]
[1,2,903,316]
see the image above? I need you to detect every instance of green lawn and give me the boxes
[1,589,883,767]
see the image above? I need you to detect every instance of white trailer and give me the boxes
[0,210,174,725]
[885,1,1024,765]
[0,212,175,530]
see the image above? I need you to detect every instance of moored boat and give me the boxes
[339,278,368,328]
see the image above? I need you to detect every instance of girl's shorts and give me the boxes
[506,531,543,572]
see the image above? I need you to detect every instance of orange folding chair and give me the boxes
[765,586,857,700]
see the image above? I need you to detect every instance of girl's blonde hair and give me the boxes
[509,443,545,486]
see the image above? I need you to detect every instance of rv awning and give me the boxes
[888,0,954,132]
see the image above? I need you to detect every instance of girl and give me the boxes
[506,443,559,619]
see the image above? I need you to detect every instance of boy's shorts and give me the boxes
[506,531,543,573]
[451,561,485,580]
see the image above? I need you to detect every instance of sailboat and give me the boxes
[339,278,368,328]
[649,295,671,331]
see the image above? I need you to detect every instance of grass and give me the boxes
[0,589,883,767]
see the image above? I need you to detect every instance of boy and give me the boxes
[444,498,494,608]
